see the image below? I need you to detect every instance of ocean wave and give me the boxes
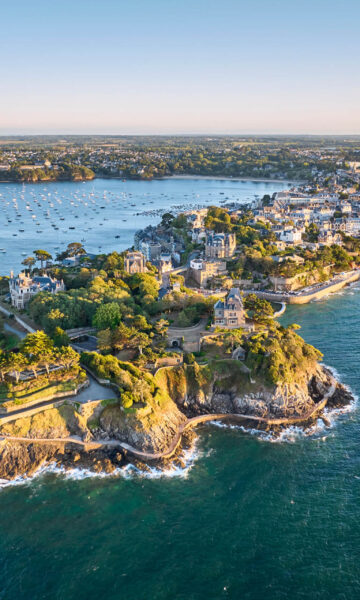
[0,438,201,489]
[210,417,331,443]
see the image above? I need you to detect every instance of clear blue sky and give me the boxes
[0,0,359,134]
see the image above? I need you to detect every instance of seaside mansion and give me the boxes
[214,288,246,329]
[9,272,65,310]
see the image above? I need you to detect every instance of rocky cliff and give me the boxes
[0,359,353,481]
[155,360,352,421]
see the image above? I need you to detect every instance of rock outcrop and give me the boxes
[0,360,353,481]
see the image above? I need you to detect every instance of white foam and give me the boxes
[0,438,201,488]
[209,370,358,443]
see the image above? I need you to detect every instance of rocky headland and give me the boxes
[0,358,353,482]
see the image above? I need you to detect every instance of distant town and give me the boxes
[1,134,360,182]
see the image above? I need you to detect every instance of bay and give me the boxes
[0,177,290,274]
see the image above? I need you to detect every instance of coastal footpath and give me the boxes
[0,356,353,480]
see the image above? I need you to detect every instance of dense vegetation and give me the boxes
[243,325,322,385]
[0,163,95,182]
[0,332,84,402]
[81,352,167,410]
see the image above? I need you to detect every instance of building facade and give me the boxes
[213,288,245,328]
[205,232,236,259]
[9,272,65,309]
[140,241,162,262]
[124,251,147,274]
[189,258,227,287]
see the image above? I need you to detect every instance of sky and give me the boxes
[0,0,359,135]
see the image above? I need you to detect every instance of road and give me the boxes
[3,323,27,340]
[0,375,117,423]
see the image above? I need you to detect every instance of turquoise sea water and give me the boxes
[1,180,360,599]
[1,287,359,599]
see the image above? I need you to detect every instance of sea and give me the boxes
[1,178,360,600]
[0,177,291,274]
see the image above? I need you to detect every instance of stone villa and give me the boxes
[9,272,65,310]
[214,288,246,328]
[189,258,227,287]
[205,232,236,259]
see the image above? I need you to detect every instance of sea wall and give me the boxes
[244,271,360,304]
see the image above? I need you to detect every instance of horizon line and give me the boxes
[1,132,360,138]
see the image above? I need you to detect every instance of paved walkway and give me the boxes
[0,383,335,460]
[3,323,27,340]
[168,317,208,352]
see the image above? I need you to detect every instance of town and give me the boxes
[1,134,360,182]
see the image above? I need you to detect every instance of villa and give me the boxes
[205,232,236,259]
[9,272,65,310]
[213,288,246,328]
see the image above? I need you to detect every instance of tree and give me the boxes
[244,294,274,323]
[97,328,113,352]
[154,318,169,338]
[111,323,136,351]
[56,346,79,370]
[121,391,134,409]
[133,332,151,355]
[0,351,8,382]
[53,327,70,348]
[66,242,86,257]
[93,302,122,330]
[34,249,52,269]
[184,352,195,364]
[21,256,36,271]
[224,329,244,353]
[20,331,54,375]
[7,352,27,384]
[304,223,319,243]
[161,212,174,228]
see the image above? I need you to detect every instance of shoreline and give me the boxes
[162,175,301,183]
[0,174,299,185]
[0,365,354,482]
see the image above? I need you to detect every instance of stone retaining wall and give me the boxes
[0,380,89,415]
